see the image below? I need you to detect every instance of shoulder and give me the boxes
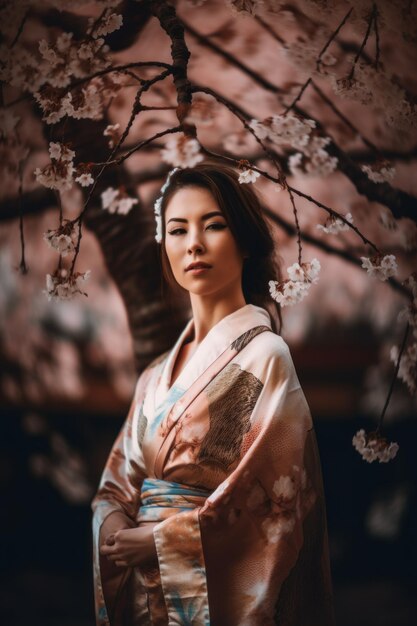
[249,329,292,361]
[237,330,301,389]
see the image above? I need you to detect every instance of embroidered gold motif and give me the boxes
[197,363,263,470]
[136,404,148,449]
[231,325,271,352]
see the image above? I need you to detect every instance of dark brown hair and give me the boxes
[157,161,283,334]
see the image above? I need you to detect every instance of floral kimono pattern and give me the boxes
[92,304,335,625]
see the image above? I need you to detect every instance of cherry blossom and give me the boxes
[316,212,354,234]
[161,135,204,168]
[289,135,338,177]
[238,168,260,184]
[250,115,337,177]
[48,142,75,162]
[34,141,76,191]
[329,61,417,136]
[75,172,94,187]
[361,163,396,184]
[44,269,91,302]
[88,12,123,39]
[360,254,398,281]
[34,160,74,191]
[269,259,321,306]
[43,221,78,257]
[103,123,121,148]
[249,114,316,150]
[101,186,138,215]
[390,343,417,394]
[352,429,399,463]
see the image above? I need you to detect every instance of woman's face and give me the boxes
[164,186,245,298]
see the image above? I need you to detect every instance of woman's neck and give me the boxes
[188,293,247,346]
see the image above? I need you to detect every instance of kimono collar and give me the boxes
[160,303,272,395]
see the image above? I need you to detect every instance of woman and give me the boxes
[92,163,335,625]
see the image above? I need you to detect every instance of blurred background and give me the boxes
[1,0,417,624]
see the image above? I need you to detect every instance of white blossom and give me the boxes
[103,123,120,148]
[316,212,354,234]
[362,163,396,183]
[250,116,336,178]
[35,141,76,191]
[48,142,75,162]
[34,161,74,191]
[390,342,417,394]
[43,220,78,257]
[352,429,399,463]
[249,114,315,150]
[44,269,90,302]
[64,84,103,121]
[360,254,398,281]
[101,186,138,215]
[269,258,320,307]
[90,13,123,38]
[238,168,260,184]
[161,135,204,168]
[75,173,94,187]
[43,233,74,257]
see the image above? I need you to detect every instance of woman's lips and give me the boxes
[187,266,211,275]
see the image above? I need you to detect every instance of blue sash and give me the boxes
[137,477,211,522]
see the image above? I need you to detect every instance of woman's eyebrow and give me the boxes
[167,211,224,224]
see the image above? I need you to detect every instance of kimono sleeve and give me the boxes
[91,367,151,626]
[152,338,335,626]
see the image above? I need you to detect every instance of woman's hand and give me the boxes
[99,510,136,548]
[100,523,158,568]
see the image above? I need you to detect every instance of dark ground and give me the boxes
[1,407,416,625]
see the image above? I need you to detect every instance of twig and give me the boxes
[181,17,283,94]
[376,322,410,433]
[191,84,379,251]
[310,80,379,153]
[316,8,353,72]
[284,7,353,115]
[347,3,377,80]
[183,20,417,220]
[67,62,173,91]
[373,4,380,69]
[10,9,29,49]
[253,15,285,44]
[17,160,28,274]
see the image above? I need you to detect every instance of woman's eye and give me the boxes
[168,223,226,236]
[206,223,227,230]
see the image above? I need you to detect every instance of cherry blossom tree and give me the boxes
[1,0,417,462]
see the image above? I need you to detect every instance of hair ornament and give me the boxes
[154,167,180,243]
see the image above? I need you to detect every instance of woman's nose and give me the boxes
[187,229,205,253]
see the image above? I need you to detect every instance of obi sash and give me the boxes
[137,477,211,522]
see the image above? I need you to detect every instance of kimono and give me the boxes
[92,303,335,626]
